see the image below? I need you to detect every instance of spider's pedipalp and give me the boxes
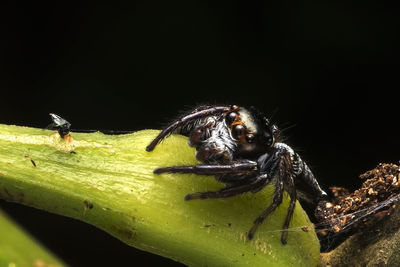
[146,106,230,152]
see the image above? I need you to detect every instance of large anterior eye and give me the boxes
[232,124,245,140]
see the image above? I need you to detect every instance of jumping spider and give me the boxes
[146,105,327,244]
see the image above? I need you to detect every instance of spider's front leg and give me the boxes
[153,161,257,175]
[153,160,267,200]
[184,173,269,200]
[146,105,230,152]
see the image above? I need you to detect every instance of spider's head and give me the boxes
[225,105,278,160]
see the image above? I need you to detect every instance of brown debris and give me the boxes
[315,162,400,251]
[301,226,309,232]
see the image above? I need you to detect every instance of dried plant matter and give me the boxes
[316,163,400,252]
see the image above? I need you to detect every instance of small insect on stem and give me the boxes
[25,154,37,167]
[48,113,71,138]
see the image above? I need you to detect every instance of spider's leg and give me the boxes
[280,175,297,245]
[146,106,230,151]
[185,174,267,200]
[153,161,257,175]
[247,178,284,240]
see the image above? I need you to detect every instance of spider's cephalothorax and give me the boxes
[146,105,327,244]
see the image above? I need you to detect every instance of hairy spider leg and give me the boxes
[153,161,257,175]
[280,157,297,244]
[248,149,296,244]
[184,174,269,200]
[146,106,230,152]
[248,149,297,244]
[273,151,298,244]
[281,182,297,244]
[248,178,284,240]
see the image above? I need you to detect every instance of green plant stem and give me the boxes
[0,208,66,266]
[0,124,319,266]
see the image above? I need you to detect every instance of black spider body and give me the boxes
[146,105,327,244]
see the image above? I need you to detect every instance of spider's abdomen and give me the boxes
[267,143,327,202]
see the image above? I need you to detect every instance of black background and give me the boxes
[0,1,399,266]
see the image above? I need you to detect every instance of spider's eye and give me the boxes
[245,133,255,143]
[264,131,274,146]
[226,112,237,124]
[232,124,245,140]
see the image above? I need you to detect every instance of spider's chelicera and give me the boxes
[146,105,327,244]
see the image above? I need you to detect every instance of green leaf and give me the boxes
[0,209,66,267]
